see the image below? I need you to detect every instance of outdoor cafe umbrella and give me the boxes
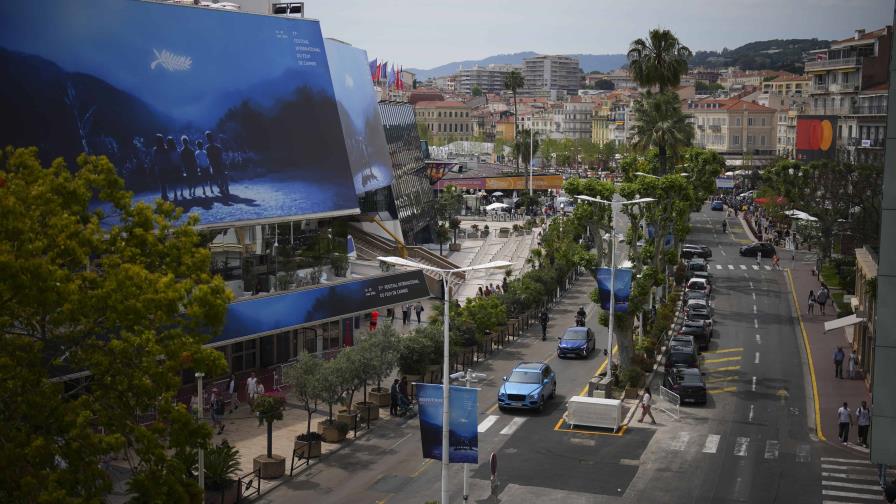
[485,202,509,211]
[492,191,505,196]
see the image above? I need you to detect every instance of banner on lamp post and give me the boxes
[415,383,479,463]
[595,267,633,314]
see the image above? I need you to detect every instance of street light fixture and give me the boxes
[377,256,513,504]
[195,372,205,491]
[574,195,655,381]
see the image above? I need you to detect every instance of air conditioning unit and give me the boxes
[271,2,303,17]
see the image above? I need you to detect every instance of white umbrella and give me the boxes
[485,202,509,211]
[492,191,505,196]
[784,209,818,222]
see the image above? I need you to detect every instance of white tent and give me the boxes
[784,209,818,222]
[485,202,509,211]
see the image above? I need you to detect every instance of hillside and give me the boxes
[407,52,627,80]
[689,38,831,73]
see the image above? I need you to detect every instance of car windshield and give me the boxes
[688,281,706,291]
[562,329,588,340]
[682,374,703,385]
[508,370,542,383]
[688,312,710,320]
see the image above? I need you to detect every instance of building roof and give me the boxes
[771,74,810,83]
[832,26,891,47]
[408,89,445,105]
[691,98,775,112]
[414,100,469,109]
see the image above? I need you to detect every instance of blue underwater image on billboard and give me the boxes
[0,0,359,226]
[325,39,394,195]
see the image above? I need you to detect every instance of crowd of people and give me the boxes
[150,130,231,202]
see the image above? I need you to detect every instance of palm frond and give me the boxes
[151,49,192,72]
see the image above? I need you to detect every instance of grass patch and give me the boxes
[821,263,842,289]
[831,291,850,317]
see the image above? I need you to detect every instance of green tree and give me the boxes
[631,92,694,175]
[436,222,451,256]
[436,184,464,222]
[0,148,230,503]
[512,128,540,177]
[252,394,286,459]
[627,28,693,92]
[417,122,431,143]
[503,70,525,170]
[284,351,323,438]
[471,85,483,97]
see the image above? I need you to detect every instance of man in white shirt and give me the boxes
[638,388,657,424]
[246,372,258,405]
[837,402,853,444]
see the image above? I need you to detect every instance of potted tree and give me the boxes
[336,347,362,430]
[357,327,399,417]
[449,216,462,252]
[204,441,241,504]
[398,329,433,390]
[285,352,323,459]
[251,393,287,479]
[316,356,350,443]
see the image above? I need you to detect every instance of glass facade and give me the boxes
[378,101,437,244]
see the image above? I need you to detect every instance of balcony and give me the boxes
[708,124,722,132]
[848,137,885,148]
[805,56,861,72]
[852,105,887,115]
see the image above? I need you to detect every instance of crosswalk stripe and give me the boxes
[734,437,749,456]
[764,440,779,460]
[671,432,690,451]
[821,457,871,464]
[752,265,759,270]
[703,434,720,453]
[821,464,879,473]
[822,472,881,483]
[740,265,747,270]
[499,417,526,435]
[715,264,722,270]
[822,480,884,491]
[796,444,811,463]
[728,265,734,270]
[478,415,499,433]
[822,501,871,504]
[822,489,882,500]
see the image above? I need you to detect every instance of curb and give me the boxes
[631,296,684,425]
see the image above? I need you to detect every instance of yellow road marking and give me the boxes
[786,269,825,441]
[708,386,737,394]
[703,347,743,355]
[554,424,630,436]
[707,365,741,373]
[705,376,735,384]
[485,402,499,415]
[704,356,742,364]
[554,346,626,435]
[410,459,432,478]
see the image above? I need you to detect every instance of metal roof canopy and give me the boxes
[824,314,866,333]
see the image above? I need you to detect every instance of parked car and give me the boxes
[683,290,709,304]
[665,342,699,369]
[686,308,713,332]
[679,324,710,351]
[686,259,708,279]
[557,326,596,359]
[691,271,713,285]
[686,278,711,295]
[681,244,712,260]
[739,242,776,258]
[710,200,725,211]
[498,362,557,412]
[663,367,707,404]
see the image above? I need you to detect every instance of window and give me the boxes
[747,135,754,145]
[848,125,853,138]
[760,135,766,146]
[735,117,741,127]
[760,117,766,126]
[838,125,842,139]
[842,72,849,83]
[733,135,740,145]
[748,117,754,126]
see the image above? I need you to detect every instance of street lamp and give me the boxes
[529,128,536,196]
[575,195,655,381]
[195,372,205,491]
[377,256,513,504]
[450,369,488,502]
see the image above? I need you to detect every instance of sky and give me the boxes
[310,0,894,69]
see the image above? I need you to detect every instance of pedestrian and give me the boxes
[399,376,410,405]
[837,402,852,444]
[369,309,379,332]
[772,254,780,270]
[389,306,396,324]
[857,401,871,447]
[210,388,225,435]
[756,252,761,266]
[414,301,424,324]
[638,388,657,424]
[816,287,829,315]
[246,372,258,405]
[834,347,845,379]
[484,285,491,297]
[401,303,411,326]
[227,374,240,413]
[848,350,858,379]
[808,290,816,315]
[389,379,400,416]
[478,286,484,297]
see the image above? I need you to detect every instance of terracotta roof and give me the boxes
[414,100,469,109]
[833,26,891,46]
[692,98,775,112]
[771,74,810,82]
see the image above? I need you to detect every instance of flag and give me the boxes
[415,383,478,463]
[387,64,395,89]
[595,267,633,313]
[398,66,404,91]
[369,58,378,81]
[380,60,388,82]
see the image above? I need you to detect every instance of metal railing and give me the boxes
[235,468,261,502]
[657,386,681,420]
[805,56,861,71]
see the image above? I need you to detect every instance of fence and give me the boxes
[657,386,681,420]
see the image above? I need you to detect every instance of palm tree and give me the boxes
[503,70,525,169]
[631,92,694,175]
[627,29,693,92]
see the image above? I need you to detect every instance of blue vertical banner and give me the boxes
[595,267,633,313]
[415,383,479,463]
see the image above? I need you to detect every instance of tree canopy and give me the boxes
[0,147,231,502]
[627,28,693,92]
[630,92,694,175]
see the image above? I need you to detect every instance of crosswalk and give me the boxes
[820,456,891,503]
[714,264,779,271]
[659,431,807,461]
[478,414,525,435]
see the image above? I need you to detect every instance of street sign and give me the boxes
[715,176,735,189]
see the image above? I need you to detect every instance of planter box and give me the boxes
[204,481,239,504]
[294,438,322,459]
[253,454,285,480]
[369,388,391,407]
[356,402,380,421]
[317,420,347,443]
[449,243,462,252]
[336,409,358,430]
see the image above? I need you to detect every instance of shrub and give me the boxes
[619,367,645,389]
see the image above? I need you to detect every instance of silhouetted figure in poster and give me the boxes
[151,133,170,201]
[179,135,200,198]
[194,140,214,196]
[205,131,229,197]
[165,136,184,201]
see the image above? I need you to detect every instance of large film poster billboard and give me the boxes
[325,39,394,195]
[0,0,359,227]
[796,116,838,162]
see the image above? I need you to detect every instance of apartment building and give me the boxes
[605,68,638,89]
[762,74,811,96]
[776,109,798,159]
[559,98,593,139]
[805,26,891,165]
[522,55,583,94]
[687,98,777,161]
[454,64,517,95]
[414,101,475,143]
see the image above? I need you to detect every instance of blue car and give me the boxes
[498,362,556,412]
[557,326,596,358]
[710,200,724,211]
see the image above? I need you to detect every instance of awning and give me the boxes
[824,314,866,333]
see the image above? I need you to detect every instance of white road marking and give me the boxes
[499,417,526,435]
[752,376,757,391]
[734,437,749,456]
[821,472,881,482]
[755,352,760,364]
[822,489,882,500]
[749,281,754,288]
[720,249,727,256]
[728,265,734,270]
[764,440,780,459]
[716,264,723,270]
[821,464,865,470]
[796,444,811,462]
[749,405,755,422]
[753,304,757,314]
[740,265,747,270]
[764,265,772,270]
[671,432,691,451]
[754,319,759,329]
[752,265,759,270]
[823,481,885,491]
[756,334,761,344]
[821,457,872,463]
[702,434,720,453]
[752,292,756,300]
[478,415,499,433]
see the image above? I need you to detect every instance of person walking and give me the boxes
[398,376,410,405]
[756,252,761,267]
[539,309,549,341]
[401,303,411,326]
[227,374,240,413]
[389,379,400,416]
[638,388,657,424]
[808,290,816,315]
[857,401,871,447]
[210,388,225,435]
[816,287,829,315]
[414,301,424,324]
[848,350,858,380]
[369,309,379,332]
[772,254,780,270]
[837,402,853,444]
[246,372,258,405]
[834,347,845,379]
[389,306,396,324]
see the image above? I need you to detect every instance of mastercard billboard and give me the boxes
[796,116,838,161]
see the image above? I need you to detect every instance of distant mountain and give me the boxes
[407,52,628,81]
[689,38,831,73]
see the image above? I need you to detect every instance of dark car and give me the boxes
[557,326,596,358]
[665,343,699,369]
[691,271,713,285]
[686,259,708,279]
[710,200,725,211]
[682,319,712,338]
[679,324,710,351]
[683,290,709,304]
[739,242,776,258]
[663,367,707,404]
[681,244,712,260]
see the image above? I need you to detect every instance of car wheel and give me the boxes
[498,405,506,412]
[550,384,556,399]
[538,396,545,412]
